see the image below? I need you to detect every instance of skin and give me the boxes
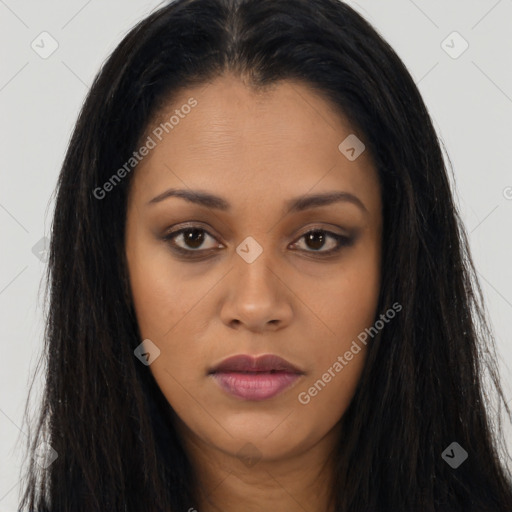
[125,73,382,512]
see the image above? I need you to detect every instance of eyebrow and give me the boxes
[148,188,368,215]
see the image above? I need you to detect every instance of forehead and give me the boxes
[130,74,380,216]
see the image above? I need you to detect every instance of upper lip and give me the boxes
[208,354,304,374]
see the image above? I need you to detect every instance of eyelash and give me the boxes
[162,225,353,259]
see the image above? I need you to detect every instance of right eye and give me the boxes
[163,226,223,257]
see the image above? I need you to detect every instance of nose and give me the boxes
[220,247,293,333]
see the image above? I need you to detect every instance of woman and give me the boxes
[19,0,512,510]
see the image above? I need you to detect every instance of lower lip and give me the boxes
[210,371,302,401]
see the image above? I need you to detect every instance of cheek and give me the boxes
[294,299,372,435]
[312,235,381,345]
[126,229,205,339]
[125,235,215,397]
[128,265,177,339]
[296,240,380,417]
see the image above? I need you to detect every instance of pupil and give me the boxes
[307,231,325,250]
[184,229,204,248]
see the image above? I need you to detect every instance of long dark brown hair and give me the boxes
[19,0,512,510]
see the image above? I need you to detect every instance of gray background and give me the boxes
[1,0,511,509]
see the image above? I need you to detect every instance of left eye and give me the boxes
[163,227,351,257]
[291,229,350,254]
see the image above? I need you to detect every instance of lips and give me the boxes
[208,354,303,374]
[208,354,304,401]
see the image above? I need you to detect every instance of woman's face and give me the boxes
[125,74,382,465]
